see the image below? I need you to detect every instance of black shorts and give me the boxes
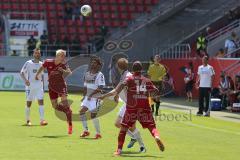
[185,81,194,92]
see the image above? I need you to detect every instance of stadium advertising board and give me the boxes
[0,72,48,91]
[8,20,46,38]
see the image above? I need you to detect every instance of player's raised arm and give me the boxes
[58,66,72,77]
[35,66,44,80]
[99,82,126,100]
[148,80,161,102]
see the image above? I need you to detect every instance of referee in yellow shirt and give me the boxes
[148,55,167,116]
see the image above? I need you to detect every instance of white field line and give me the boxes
[181,121,240,136]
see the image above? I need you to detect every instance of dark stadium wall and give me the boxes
[161,59,240,98]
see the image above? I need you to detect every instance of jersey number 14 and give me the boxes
[135,80,147,94]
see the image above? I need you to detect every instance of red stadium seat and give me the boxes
[110,5,117,12]
[86,28,95,35]
[37,4,45,11]
[110,13,118,19]
[29,4,37,11]
[56,4,64,12]
[84,20,93,27]
[58,19,65,26]
[117,0,125,4]
[59,27,66,34]
[2,4,10,10]
[76,20,83,27]
[48,19,56,26]
[66,20,74,27]
[20,4,28,11]
[28,0,36,3]
[77,27,85,34]
[79,35,88,43]
[104,21,111,27]
[111,21,120,27]
[47,12,56,19]
[136,6,144,12]
[11,4,20,11]
[94,20,102,27]
[118,5,126,12]
[127,6,136,13]
[102,13,110,19]
[100,5,109,12]
[120,21,128,27]
[68,27,76,34]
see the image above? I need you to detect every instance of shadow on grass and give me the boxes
[80,137,98,140]
[21,124,42,127]
[30,135,68,139]
[119,151,163,158]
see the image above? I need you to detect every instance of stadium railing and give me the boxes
[0,43,89,57]
[153,43,191,59]
[206,19,240,42]
[223,46,240,58]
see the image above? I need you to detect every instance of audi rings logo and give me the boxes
[103,40,134,53]
[119,40,133,51]
[103,41,118,53]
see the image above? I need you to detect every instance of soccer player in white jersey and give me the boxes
[20,48,48,126]
[115,58,146,153]
[80,56,105,139]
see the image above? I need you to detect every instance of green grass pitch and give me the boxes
[0,92,239,160]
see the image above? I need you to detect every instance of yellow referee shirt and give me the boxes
[147,63,166,82]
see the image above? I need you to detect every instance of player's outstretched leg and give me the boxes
[80,107,90,137]
[91,112,101,139]
[60,99,73,134]
[51,99,72,134]
[148,126,165,152]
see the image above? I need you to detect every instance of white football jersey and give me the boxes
[119,70,132,102]
[20,60,44,90]
[84,71,105,99]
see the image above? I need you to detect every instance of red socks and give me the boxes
[56,104,72,126]
[148,127,160,137]
[118,129,127,150]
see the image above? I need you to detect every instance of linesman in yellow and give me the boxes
[147,55,167,116]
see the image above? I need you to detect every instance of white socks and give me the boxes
[25,105,45,122]
[80,114,88,131]
[127,130,135,139]
[133,129,145,147]
[25,107,30,121]
[92,118,100,134]
[39,105,45,121]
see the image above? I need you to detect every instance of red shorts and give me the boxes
[48,87,67,100]
[121,108,156,128]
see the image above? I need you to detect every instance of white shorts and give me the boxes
[81,98,100,112]
[25,88,44,101]
[118,104,126,118]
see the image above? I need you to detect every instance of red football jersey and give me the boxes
[124,73,158,109]
[42,59,67,76]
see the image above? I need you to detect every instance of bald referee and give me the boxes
[196,56,215,117]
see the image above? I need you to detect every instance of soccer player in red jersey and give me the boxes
[99,61,165,156]
[35,49,73,134]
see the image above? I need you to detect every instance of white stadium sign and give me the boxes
[8,20,46,38]
[0,72,48,91]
